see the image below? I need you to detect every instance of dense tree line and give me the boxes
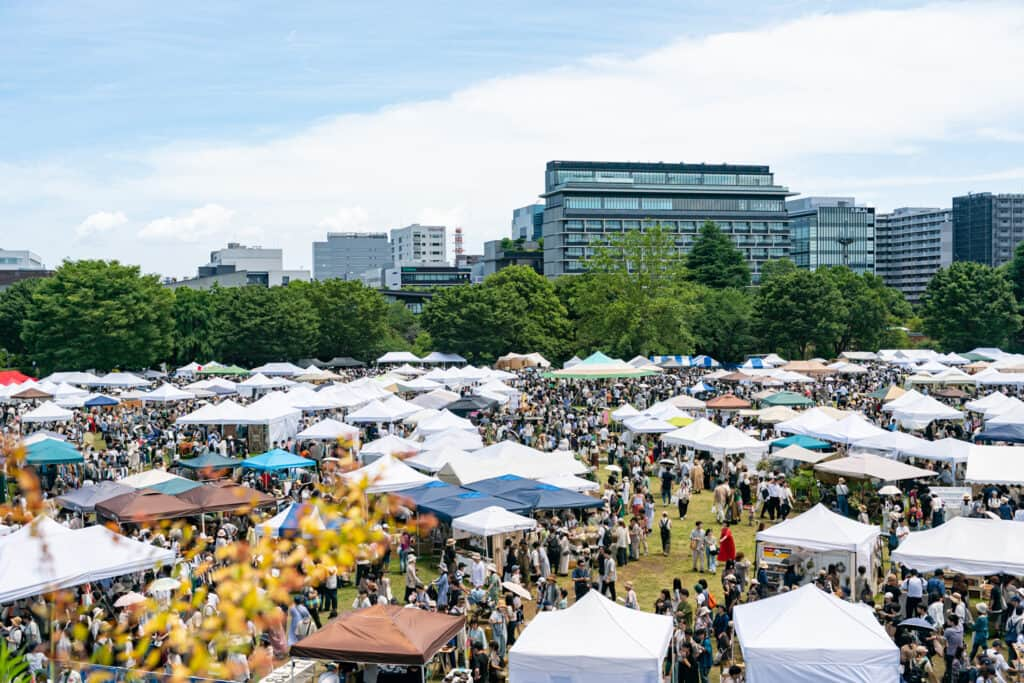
[3,229,1024,374]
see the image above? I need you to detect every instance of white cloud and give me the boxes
[7,3,1024,273]
[76,210,127,237]
[139,204,237,242]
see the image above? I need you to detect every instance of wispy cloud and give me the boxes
[139,204,239,242]
[75,210,127,238]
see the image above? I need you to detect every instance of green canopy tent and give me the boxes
[761,391,813,408]
[770,434,832,451]
[174,452,242,471]
[25,439,84,465]
[143,477,204,495]
[196,364,250,376]
[960,352,995,362]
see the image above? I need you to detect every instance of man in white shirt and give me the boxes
[471,553,486,588]
[901,569,926,619]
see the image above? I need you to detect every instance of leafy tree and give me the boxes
[208,285,318,365]
[753,268,845,359]
[758,258,797,284]
[386,301,421,347]
[421,285,503,363]
[294,279,390,361]
[22,260,173,373]
[686,220,750,288]
[815,267,912,355]
[0,277,44,358]
[1004,240,1024,303]
[574,225,698,358]
[921,261,1021,350]
[693,287,756,362]
[170,286,216,364]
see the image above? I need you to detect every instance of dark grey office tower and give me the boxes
[876,207,952,304]
[952,192,1024,267]
[541,161,792,283]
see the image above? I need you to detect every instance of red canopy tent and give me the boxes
[290,604,465,665]
[0,370,35,385]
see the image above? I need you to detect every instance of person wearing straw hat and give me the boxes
[971,602,990,660]
[835,477,850,517]
[404,554,419,603]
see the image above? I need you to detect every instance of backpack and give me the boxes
[706,592,717,609]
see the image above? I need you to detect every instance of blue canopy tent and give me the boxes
[175,452,242,471]
[467,475,603,511]
[770,434,832,451]
[255,502,344,538]
[143,478,204,495]
[25,439,84,465]
[241,449,316,471]
[974,424,1024,444]
[84,394,120,407]
[399,481,530,524]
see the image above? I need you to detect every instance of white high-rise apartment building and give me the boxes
[390,224,447,266]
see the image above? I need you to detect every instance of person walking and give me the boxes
[717,524,736,567]
[835,477,850,517]
[690,521,706,573]
[677,477,691,520]
[970,603,990,660]
[659,512,672,556]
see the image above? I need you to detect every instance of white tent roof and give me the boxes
[296,418,360,441]
[0,517,176,603]
[982,396,1024,419]
[733,584,899,683]
[756,504,879,567]
[661,418,722,448]
[436,442,587,485]
[119,469,181,488]
[22,400,74,423]
[622,414,676,434]
[396,377,440,393]
[452,505,537,539]
[141,382,195,403]
[392,363,426,377]
[415,409,476,435]
[175,398,248,425]
[880,388,926,413]
[891,516,1024,575]
[419,429,485,452]
[890,394,963,429]
[346,398,406,423]
[985,400,1024,425]
[774,407,840,436]
[359,434,421,457]
[815,452,936,481]
[341,454,433,494]
[609,404,640,421]
[897,437,972,464]
[770,444,833,464]
[643,401,691,423]
[851,430,934,456]
[284,387,342,411]
[249,362,305,376]
[405,446,471,473]
[964,443,1024,484]
[537,473,601,492]
[806,415,887,445]
[89,372,150,387]
[408,387,460,410]
[421,351,467,364]
[43,371,101,385]
[965,391,1008,413]
[509,590,674,683]
[690,425,769,458]
[376,351,423,364]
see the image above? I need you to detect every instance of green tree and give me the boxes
[421,285,503,363]
[816,267,912,355]
[386,301,421,347]
[693,287,756,362]
[574,225,699,358]
[686,220,750,289]
[921,261,1021,350]
[294,279,390,361]
[1004,240,1024,303]
[170,286,216,364]
[208,284,318,365]
[753,269,845,359]
[758,258,797,284]
[0,278,44,358]
[22,260,173,373]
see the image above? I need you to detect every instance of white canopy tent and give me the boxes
[733,584,899,683]
[610,404,640,421]
[622,415,676,434]
[689,425,769,467]
[249,362,305,377]
[0,517,176,603]
[141,383,195,403]
[359,434,421,461]
[238,394,302,444]
[437,442,587,486]
[409,387,460,410]
[891,516,1024,575]
[414,409,476,436]
[376,351,423,364]
[815,453,936,481]
[964,391,1008,413]
[346,399,407,423]
[964,443,1024,484]
[89,372,150,388]
[806,415,887,445]
[341,455,434,494]
[774,408,840,436]
[537,473,601,492]
[661,418,722,448]
[889,394,963,430]
[419,429,485,452]
[22,401,74,423]
[404,446,471,473]
[296,418,360,442]
[509,590,673,683]
[452,506,537,539]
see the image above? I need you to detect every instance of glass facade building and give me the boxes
[952,193,1024,267]
[511,204,545,241]
[785,197,875,274]
[541,161,793,283]
[875,207,952,304]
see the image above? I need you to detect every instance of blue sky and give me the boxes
[2,1,1023,276]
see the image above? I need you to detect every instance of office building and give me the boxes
[390,224,447,266]
[167,243,310,290]
[541,160,792,283]
[360,264,470,291]
[876,207,952,304]
[312,232,393,280]
[952,192,1024,267]
[786,197,875,274]
[511,203,545,241]
[0,249,50,289]
[483,239,544,277]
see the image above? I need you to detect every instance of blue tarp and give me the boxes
[85,394,120,407]
[771,435,833,451]
[241,448,316,471]
[467,475,603,511]
[975,424,1024,444]
[399,481,529,523]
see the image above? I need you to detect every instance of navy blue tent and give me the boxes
[975,424,1024,443]
[399,481,528,523]
[467,475,603,511]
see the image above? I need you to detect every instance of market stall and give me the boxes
[891,516,1024,575]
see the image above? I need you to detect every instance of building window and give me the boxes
[604,197,639,210]
[565,197,601,209]
[641,198,672,210]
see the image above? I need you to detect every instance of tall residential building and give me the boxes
[540,160,792,282]
[786,197,876,274]
[312,232,393,280]
[952,192,1024,267]
[511,203,545,241]
[876,207,952,304]
[390,224,447,266]
[166,242,310,290]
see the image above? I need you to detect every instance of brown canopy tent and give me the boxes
[781,360,836,376]
[175,481,276,514]
[290,605,465,665]
[706,393,752,410]
[10,386,54,400]
[95,489,201,522]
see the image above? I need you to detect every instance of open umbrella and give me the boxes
[604,465,622,473]
[114,592,147,608]
[658,459,676,466]
[878,485,902,496]
[898,617,936,630]
[147,577,181,593]
[502,581,534,601]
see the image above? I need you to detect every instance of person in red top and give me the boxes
[717,523,737,564]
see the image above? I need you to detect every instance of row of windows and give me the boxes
[560,219,788,233]
[552,170,774,187]
[563,196,785,212]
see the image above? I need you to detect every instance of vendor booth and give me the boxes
[509,590,673,683]
[754,504,880,600]
[733,584,899,683]
[891,516,1024,575]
